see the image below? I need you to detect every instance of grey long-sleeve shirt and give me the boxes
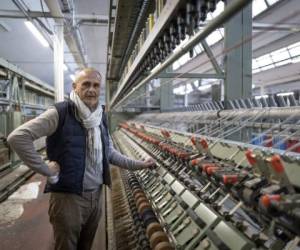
[7,107,146,190]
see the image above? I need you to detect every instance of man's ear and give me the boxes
[72,82,76,90]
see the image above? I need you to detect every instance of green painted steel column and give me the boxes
[224,0,252,104]
[160,78,174,112]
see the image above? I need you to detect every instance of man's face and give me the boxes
[73,70,101,109]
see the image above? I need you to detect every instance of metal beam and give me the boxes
[253,22,300,32]
[158,73,225,79]
[201,40,223,75]
[0,9,108,21]
[0,10,53,18]
[160,79,174,112]
[112,0,252,109]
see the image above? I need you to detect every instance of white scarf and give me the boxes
[70,91,103,170]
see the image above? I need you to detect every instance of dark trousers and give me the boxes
[48,188,103,250]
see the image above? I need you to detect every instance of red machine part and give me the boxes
[191,136,197,145]
[190,158,202,166]
[202,163,217,173]
[222,175,238,185]
[200,138,209,149]
[206,166,219,175]
[260,194,281,208]
[245,149,256,165]
[161,129,171,138]
[270,155,284,173]
[190,136,209,150]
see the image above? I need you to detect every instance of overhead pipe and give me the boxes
[111,0,252,109]
[45,0,86,67]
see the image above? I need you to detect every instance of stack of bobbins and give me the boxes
[111,168,146,250]
[129,173,174,250]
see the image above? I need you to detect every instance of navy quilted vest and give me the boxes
[44,101,111,194]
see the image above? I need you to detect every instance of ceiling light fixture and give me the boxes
[24,20,49,47]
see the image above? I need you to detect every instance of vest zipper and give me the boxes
[81,128,87,194]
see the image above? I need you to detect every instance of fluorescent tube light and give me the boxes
[24,21,49,47]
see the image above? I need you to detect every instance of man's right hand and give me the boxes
[48,161,60,176]
[48,161,60,184]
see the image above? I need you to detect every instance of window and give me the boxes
[211,1,225,18]
[266,0,280,5]
[172,52,190,70]
[288,42,300,57]
[252,59,260,70]
[256,54,273,68]
[275,58,291,67]
[252,0,268,17]
[173,61,181,70]
[260,64,275,71]
[173,84,192,95]
[206,29,223,46]
[292,56,300,63]
[253,41,300,74]
[253,68,261,74]
[271,48,290,62]
[194,44,203,55]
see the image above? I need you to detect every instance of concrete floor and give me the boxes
[0,174,106,250]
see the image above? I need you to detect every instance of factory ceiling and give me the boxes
[0,0,108,102]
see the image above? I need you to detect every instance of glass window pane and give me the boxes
[194,44,202,54]
[271,48,290,62]
[256,54,273,67]
[206,30,223,45]
[260,64,275,71]
[288,43,300,57]
[288,41,300,49]
[253,68,261,74]
[252,59,259,69]
[275,59,291,66]
[173,61,180,70]
[267,0,280,5]
[178,53,190,65]
[292,56,300,63]
[289,47,300,57]
[211,1,224,18]
[252,0,267,17]
[219,28,224,37]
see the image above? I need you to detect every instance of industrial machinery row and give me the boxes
[0,58,56,201]
[111,105,300,250]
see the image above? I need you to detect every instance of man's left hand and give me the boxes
[143,158,156,169]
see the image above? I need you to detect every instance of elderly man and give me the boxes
[7,68,155,250]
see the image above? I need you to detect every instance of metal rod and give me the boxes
[157,72,225,79]
[201,40,223,75]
